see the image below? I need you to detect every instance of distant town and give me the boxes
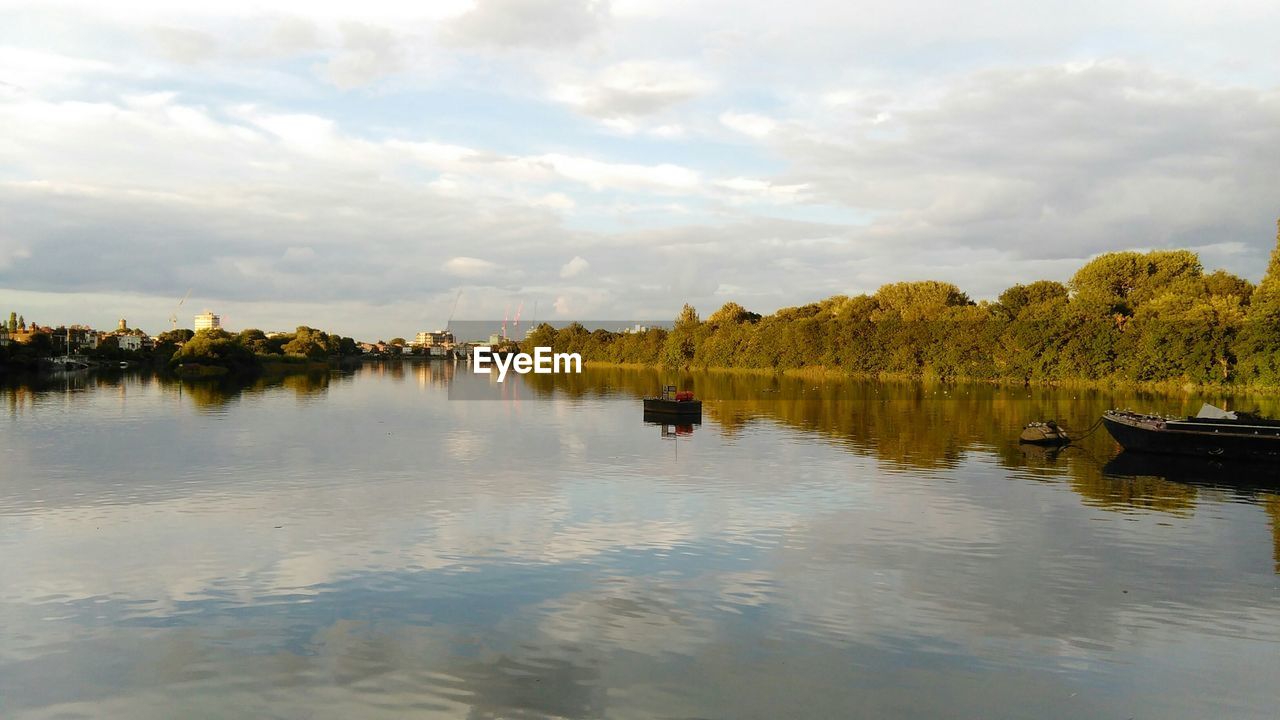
[0,308,493,375]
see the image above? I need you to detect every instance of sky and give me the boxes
[2,0,1279,340]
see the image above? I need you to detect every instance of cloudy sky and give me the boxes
[2,0,1279,339]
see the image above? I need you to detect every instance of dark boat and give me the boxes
[1019,420,1070,445]
[1102,404,1280,461]
[643,386,702,422]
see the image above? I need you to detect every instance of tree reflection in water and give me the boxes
[522,365,1280,570]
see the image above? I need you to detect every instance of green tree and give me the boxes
[282,326,329,358]
[26,331,53,355]
[473,222,1280,389]
[873,281,971,321]
[520,323,557,353]
[661,304,702,368]
[155,328,194,347]
[171,329,259,374]
[707,301,760,325]
[1202,270,1253,303]
[1239,220,1280,383]
[998,280,1068,318]
[1069,250,1202,315]
[237,328,270,354]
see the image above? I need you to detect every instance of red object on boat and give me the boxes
[674,391,694,402]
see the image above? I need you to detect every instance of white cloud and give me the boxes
[560,256,590,278]
[533,192,576,210]
[319,22,405,89]
[534,153,700,192]
[0,49,117,91]
[270,16,321,53]
[719,111,777,137]
[4,2,1280,337]
[443,0,610,48]
[147,25,218,64]
[552,61,711,119]
[443,256,500,278]
[716,177,810,205]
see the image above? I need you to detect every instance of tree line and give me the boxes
[521,223,1280,388]
[168,326,362,375]
[1,325,363,376]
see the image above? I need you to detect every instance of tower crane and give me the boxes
[446,290,461,330]
[169,288,192,331]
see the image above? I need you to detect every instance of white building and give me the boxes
[413,330,455,347]
[194,312,221,332]
[118,335,142,351]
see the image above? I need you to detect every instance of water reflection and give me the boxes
[2,365,1279,719]
[642,410,698,434]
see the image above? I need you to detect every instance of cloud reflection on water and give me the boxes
[1,366,1279,719]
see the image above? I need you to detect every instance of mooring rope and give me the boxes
[1068,416,1106,441]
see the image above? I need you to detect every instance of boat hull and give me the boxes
[1102,412,1280,461]
[643,398,702,420]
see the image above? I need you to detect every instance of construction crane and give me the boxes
[446,290,461,330]
[169,288,192,331]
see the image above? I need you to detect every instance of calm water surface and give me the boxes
[2,364,1279,719]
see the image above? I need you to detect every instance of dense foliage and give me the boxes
[521,226,1280,388]
[170,326,361,374]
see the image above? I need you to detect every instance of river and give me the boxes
[2,364,1278,719]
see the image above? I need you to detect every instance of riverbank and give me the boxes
[582,360,1280,395]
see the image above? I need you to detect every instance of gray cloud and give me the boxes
[270,16,321,54]
[773,62,1280,280]
[5,6,1280,336]
[444,0,610,48]
[320,22,405,89]
[147,25,218,64]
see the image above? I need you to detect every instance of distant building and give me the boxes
[194,312,221,332]
[623,323,649,334]
[414,330,455,347]
[488,333,503,345]
[0,326,9,347]
[44,325,97,353]
[118,318,128,332]
[118,335,142,351]
[67,326,94,348]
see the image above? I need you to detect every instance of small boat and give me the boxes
[1102,404,1280,460]
[1019,420,1070,445]
[643,386,702,421]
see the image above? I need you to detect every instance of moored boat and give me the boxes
[643,386,702,421]
[1019,420,1070,445]
[1102,404,1280,460]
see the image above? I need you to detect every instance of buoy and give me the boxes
[1019,420,1071,445]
